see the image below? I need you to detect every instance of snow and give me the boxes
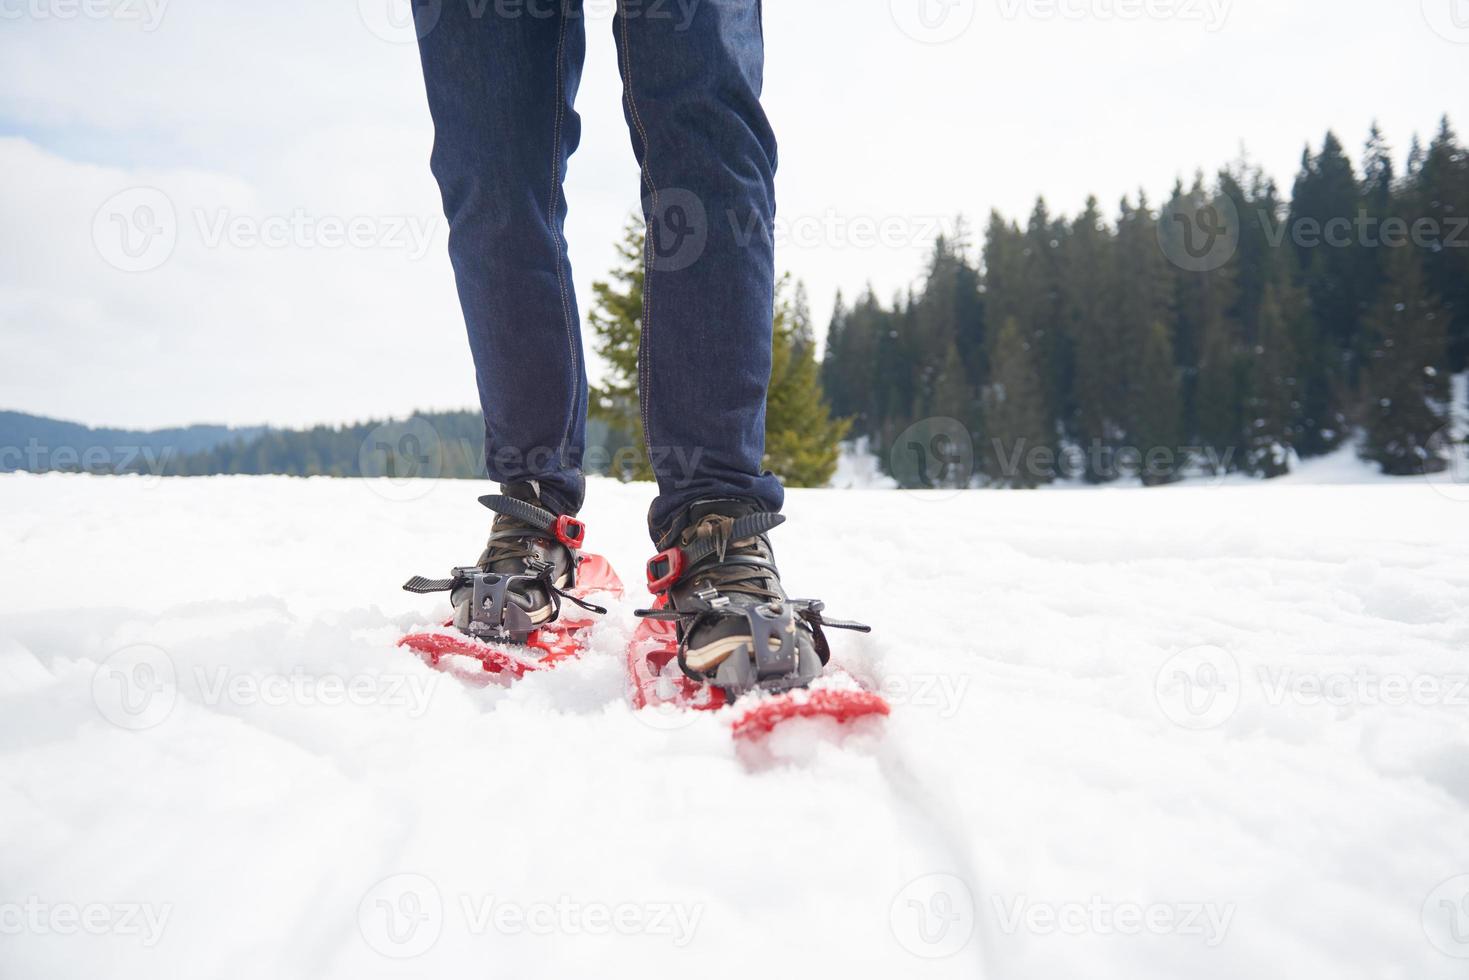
[3,472,1469,979]
[830,437,900,489]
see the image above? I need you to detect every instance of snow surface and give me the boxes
[3,472,1469,979]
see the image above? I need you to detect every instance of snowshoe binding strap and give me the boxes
[400,496,603,644]
[478,494,586,550]
[400,564,606,643]
[645,511,786,594]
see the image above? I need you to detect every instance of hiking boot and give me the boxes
[403,482,593,644]
[639,499,867,697]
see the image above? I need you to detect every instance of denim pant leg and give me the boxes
[416,0,589,516]
[613,0,786,542]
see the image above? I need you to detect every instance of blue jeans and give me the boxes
[414,0,784,543]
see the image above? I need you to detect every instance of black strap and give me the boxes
[403,575,455,594]
[479,494,557,531]
[680,512,785,569]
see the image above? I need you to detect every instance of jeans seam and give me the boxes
[618,0,657,459]
[550,12,578,472]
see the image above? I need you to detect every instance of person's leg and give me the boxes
[612,0,785,542]
[416,0,589,516]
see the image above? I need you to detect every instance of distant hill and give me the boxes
[0,410,267,474]
[0,409,628,479]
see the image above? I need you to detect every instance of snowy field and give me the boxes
[3,471,1469,979]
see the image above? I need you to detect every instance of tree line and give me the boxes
[821,116,1469,486]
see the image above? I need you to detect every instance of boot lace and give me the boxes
[684,515,781,603]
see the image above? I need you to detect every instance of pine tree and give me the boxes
[1130,320,1184,485]
[1407,116,1469,372]
[1115,194,1180,482]
[1193,309,1242,473]
[1359,248,1451,475]
[590,219,848,486]
[1166,175,1238,446]
[1242,285,1297,476]
[1061,197,1122,481]
[587,217,653,479]
[764,276,850,487]
[983,317,1051,488]
[1286,135,1358,456]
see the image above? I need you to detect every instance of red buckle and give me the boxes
[646,547,684,594]
[553,515,586,550]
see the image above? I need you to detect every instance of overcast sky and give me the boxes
[2,0,1466,429]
